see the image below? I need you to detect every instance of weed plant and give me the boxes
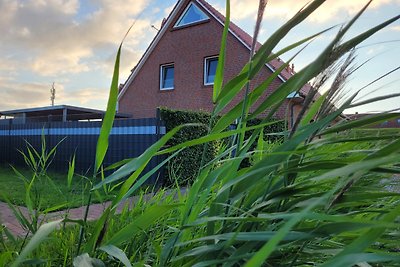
[1,0,400,266]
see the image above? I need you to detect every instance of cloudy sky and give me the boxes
[0,0,399,114]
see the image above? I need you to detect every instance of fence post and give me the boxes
[156,108,161,137]
[7,119,11,163]
[155,108,164,185]
[46,116,51,162]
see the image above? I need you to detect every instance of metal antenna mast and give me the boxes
[50,82,56,106]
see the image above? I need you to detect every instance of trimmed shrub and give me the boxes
[245,118,286,143]
[159,108,286,185]
[159,108,219,186]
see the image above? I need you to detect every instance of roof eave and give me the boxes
[195,0,286,83]
[118,1,186,101]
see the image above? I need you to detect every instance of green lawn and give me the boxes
[0,164,114,210]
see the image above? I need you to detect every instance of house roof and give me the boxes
[0,105,131,121]
[344,112,400,119]
[196,0,312,96]
[118,0,309,100]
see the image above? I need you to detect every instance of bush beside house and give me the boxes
[160,107,286,185]
[159,108,219,185]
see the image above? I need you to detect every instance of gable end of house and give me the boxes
[117,0,288,103]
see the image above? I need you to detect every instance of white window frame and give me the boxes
[174,2,209,28]
[204,56,218,86]
[160,64,174,90]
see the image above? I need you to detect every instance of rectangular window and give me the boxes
[160,64,174,90]
[204,56,218,85]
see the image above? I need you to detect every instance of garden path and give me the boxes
[0,188,186,238]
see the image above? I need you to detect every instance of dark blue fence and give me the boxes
[0,118,165,184]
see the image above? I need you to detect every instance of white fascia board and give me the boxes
[118,1,185,100]
[195,0,286,83]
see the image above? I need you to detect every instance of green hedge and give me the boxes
[245,118,286,143]
[159,108,219,186]
[159,108,286,186]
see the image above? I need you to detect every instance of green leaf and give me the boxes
[213,0,229,103]
[350,92,400,109]
[67,154,75,189]
[213,54,295,133]
[320,204,400,267]
[177,231,313,246]
[244,196,326,267]
[322,113,400,135]
[84,207,111,253]
[255,128,264,162]
[95,44,121,173]
[119,149,183,202]
[73,253,105,267]
[99,245,132,267]
[299,91,328,127]
[249,0,326,79]
[322,253,400,267]
[11,220,62,267]
[93,124,191,192]
[213,25,332,118]
[106,204,182,246]
[249,4,400,121]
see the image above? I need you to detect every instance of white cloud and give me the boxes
[390,25,400,31]
[0,82,51,110]
[22,0,80,15]
[220,0,399,23]
[0,80,109,110]
[0,58,17,72]
[0,0,152,77]
[0,0,18,26]
[58,87,109,106]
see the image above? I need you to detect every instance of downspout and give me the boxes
[290,101,303,129]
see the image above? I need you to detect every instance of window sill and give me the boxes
[159,87,175,92]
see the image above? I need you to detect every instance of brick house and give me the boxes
[118,0,310,126]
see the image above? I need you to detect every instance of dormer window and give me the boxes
[174,2,209,28]
[160,64,174,90]
[204,56,218,85]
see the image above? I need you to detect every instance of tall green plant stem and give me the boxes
[236,0,267,156]
[199,0,230,171]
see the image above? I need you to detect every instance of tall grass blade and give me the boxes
[99,245,132,267]
[213,0,230,103]
[11,220,62,267]
[106,204,182,246]
[320,204,400,267]
[322,113,400,134]
[95,44,121,173]
[67,155,76,189]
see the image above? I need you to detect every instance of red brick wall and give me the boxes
[119,0,291,120]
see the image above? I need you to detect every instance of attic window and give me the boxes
[160,64,174,90]
[204,56,218,85]
[174,2,209,28]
